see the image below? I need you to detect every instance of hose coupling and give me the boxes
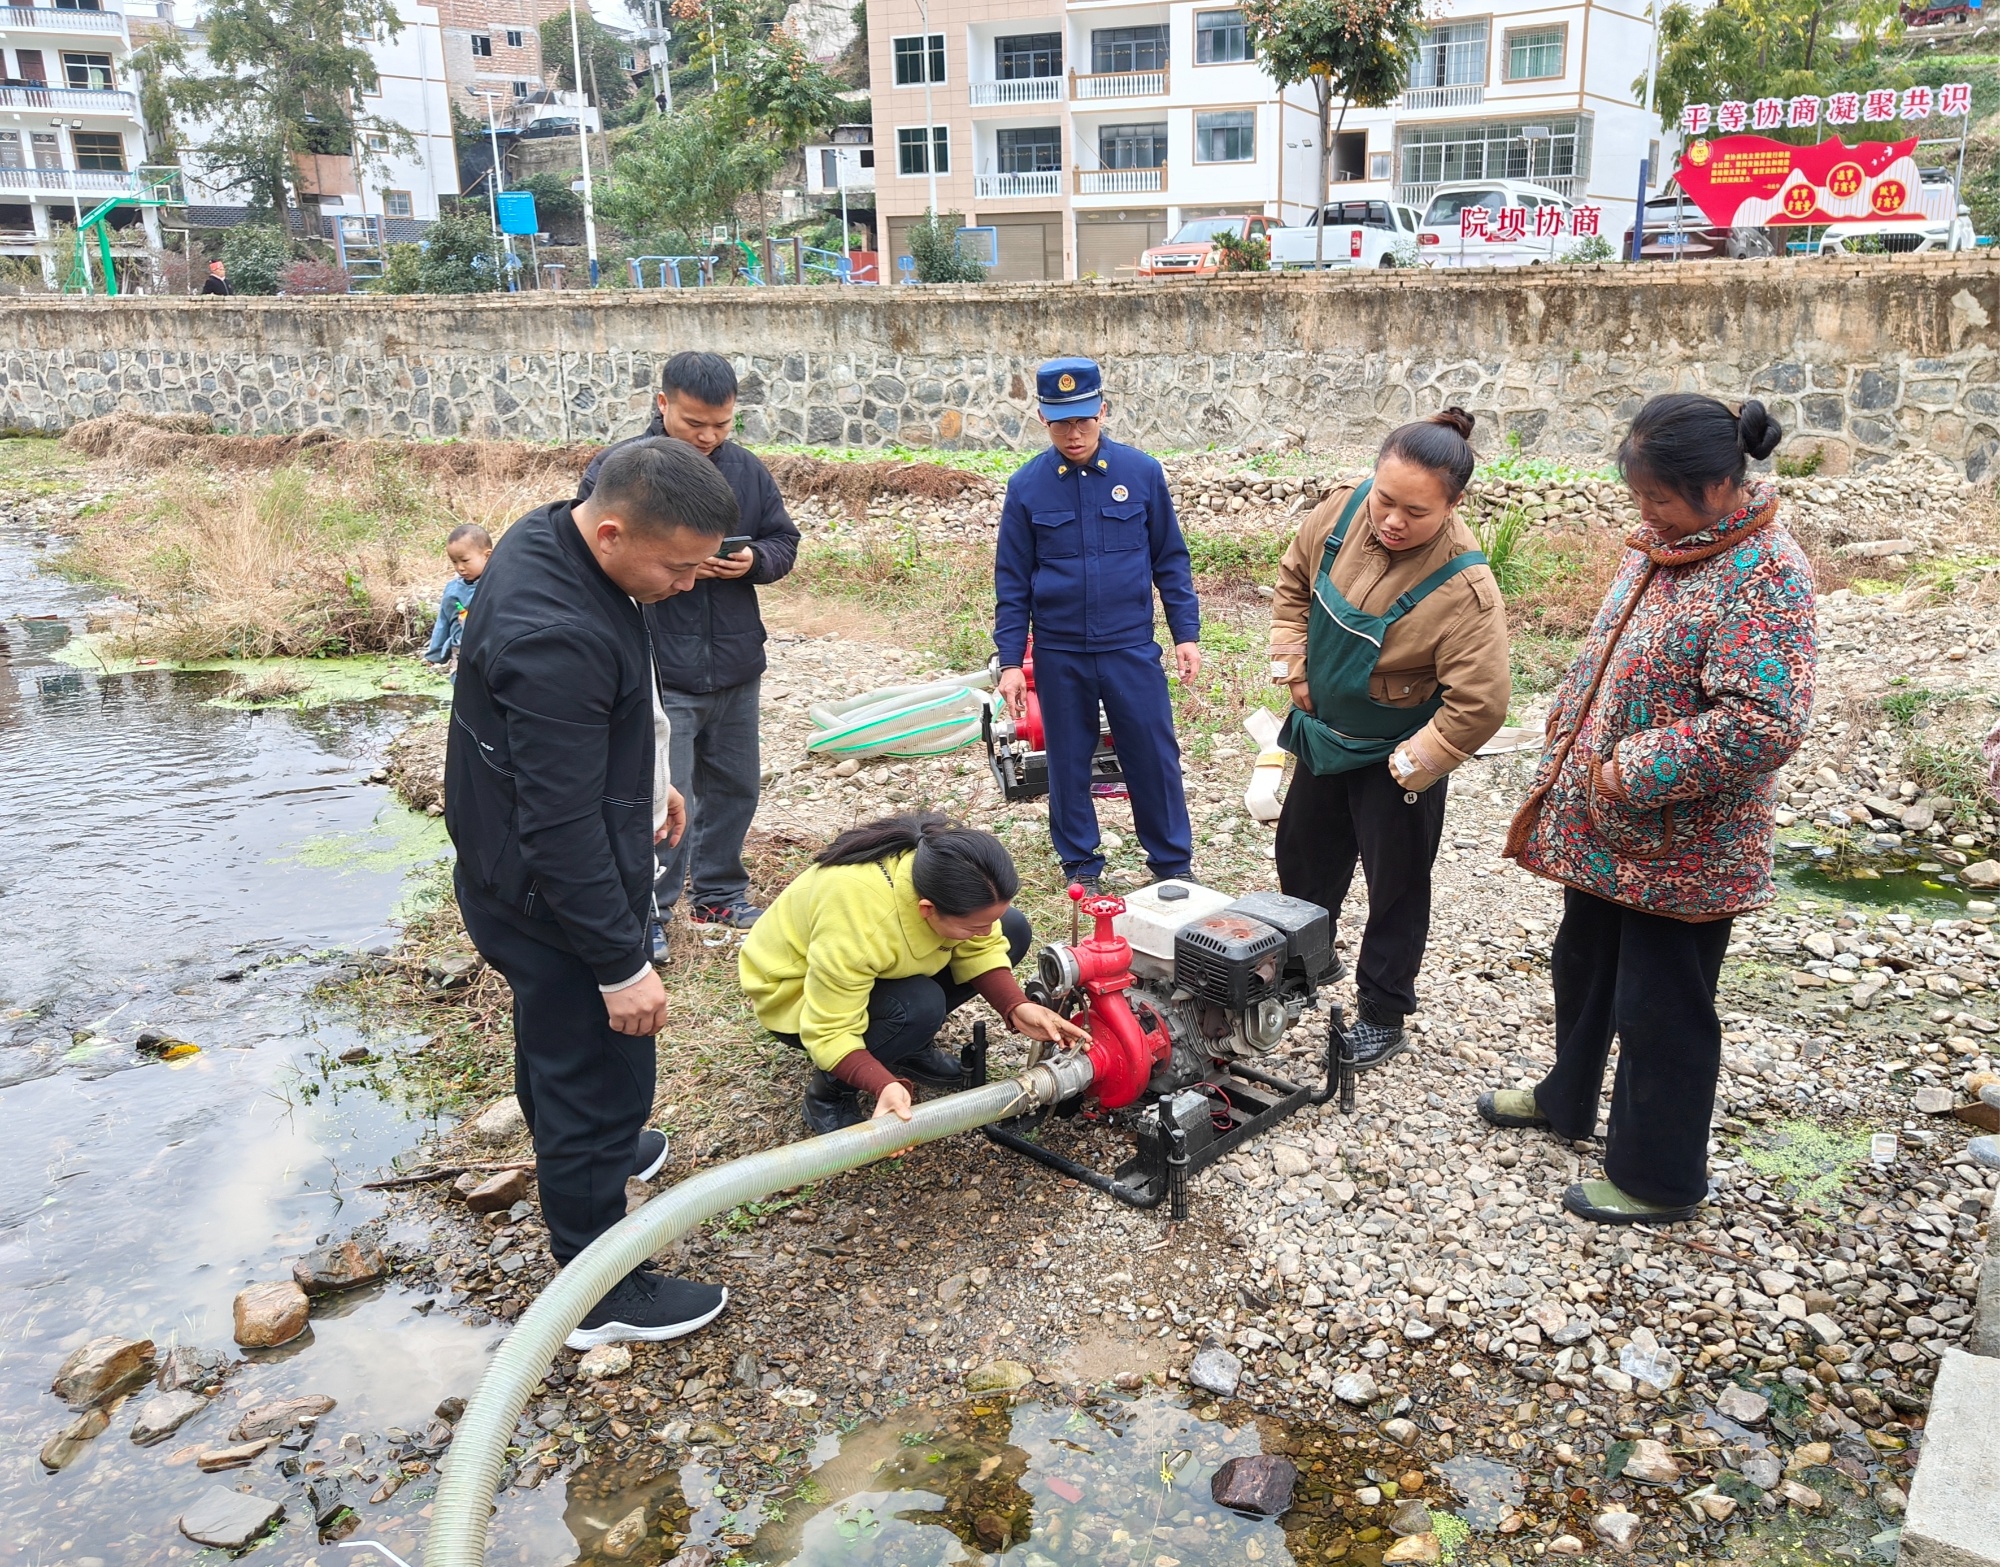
[1022,1048,1095,1109]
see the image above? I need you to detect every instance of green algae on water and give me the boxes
[52,639,449,710]
[1737,1119,1872,1214]
[283,806,451,878]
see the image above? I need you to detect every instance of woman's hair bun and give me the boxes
[1737,399,1782,462]
[1428,406,1477,440]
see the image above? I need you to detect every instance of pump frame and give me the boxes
[962,1004,1357,1216]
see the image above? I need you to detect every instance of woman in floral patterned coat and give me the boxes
[1485,394,1818,1225]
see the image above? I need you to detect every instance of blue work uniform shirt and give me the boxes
[994,437,1200,667]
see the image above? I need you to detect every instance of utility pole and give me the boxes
[837,144,851,278]
[569,0,600,284]
[479,89,514,287]
[1630,1,1663,261]
[915,0,937,216]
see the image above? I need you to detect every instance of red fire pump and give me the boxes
[980,646,1126,804]
[962,878,1359,1217]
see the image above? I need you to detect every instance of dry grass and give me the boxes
[761,452,994,518]
[54,436,579,661]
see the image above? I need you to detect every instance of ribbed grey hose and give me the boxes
[424,1066,1087,1567]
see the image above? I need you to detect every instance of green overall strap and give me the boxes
[1380,549,1489,625]
[1322,478,1373,558]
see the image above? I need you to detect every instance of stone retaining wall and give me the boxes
[6,258,2000,475]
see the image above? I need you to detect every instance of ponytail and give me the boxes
[816,811,1020,917]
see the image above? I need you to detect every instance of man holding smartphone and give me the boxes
[578,352,802,958]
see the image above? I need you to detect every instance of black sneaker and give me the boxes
[564,1268,728,1350]
[647,921,671,964]
[632,1128,669,1182]
[1343,1004,1409,1072]
[1066,876,1102,896]
[899,1045,964,1089]
[803,1068,865,1136]
[690,901,762,930]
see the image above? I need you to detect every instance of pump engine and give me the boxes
[1030,880,1335,1106]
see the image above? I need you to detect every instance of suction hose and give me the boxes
[424,1056,1094,1567]
[805,671,995,760]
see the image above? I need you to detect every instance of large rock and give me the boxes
[1331,1370,1379,1407]
[1383,1535,1442,1564]
[963,1360,1033,1393]
[232,1393,336,1441]
[469,1096,528,1145]
[130,1391,209,1446]
[464,1168,532,1213]
[51,1335,156,1409]
[292,1237,387,1294]
[178,1489,285,1549]
[1621,1438,1682,1485]
[1187,1347,1242,1398]
[1901,1348,2000,1567]
[233,1281,310,1348]
[1962,859,2000,889]
[38,1408,109,1471]
[1209,1454,1298,1515]
[601,1505,649,1559]
[579,1343,633,1381]
[1715,1385,1770,1426]
[1593,1510,1643,1553]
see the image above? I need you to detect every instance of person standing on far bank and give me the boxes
[447,438,738,1348]
[994,358,1201,889]
[579,352,801,958]
[1270,410,1511,1071]
[1492,395,1815,1225]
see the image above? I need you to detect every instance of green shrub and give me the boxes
[1213,230,1269,272]
[417,208,500,294]
[220,225,290,295]
[374,242,423,294]
[906,210,986,283]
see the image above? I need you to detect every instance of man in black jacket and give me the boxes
[578,352,800,958]
[447,438,738,1348]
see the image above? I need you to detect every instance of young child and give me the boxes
[423,524,492,666]
[993,357,1201,888]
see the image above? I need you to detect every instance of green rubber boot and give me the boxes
[1562,1179,1699,1226]
[1476,1088,1549,1129]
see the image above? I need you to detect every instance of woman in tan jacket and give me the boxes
[1269,409,1512,1068]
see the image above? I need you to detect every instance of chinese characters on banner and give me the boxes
[1459,205,1602,239]
[1679,83,1970,137]
[1674,134,1949,227]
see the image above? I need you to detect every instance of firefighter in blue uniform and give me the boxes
[994,358,1201,889]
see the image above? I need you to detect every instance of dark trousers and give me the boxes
[655,676,760,912]
[1033,643,1193,882]
[1536,887,1733,1209]
[1274,759,1446,1017]
[458,880,654,1265]
[777,910,1032,1075]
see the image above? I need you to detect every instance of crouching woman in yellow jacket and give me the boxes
[741,813,1087,1134]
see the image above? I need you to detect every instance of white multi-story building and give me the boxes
[866,0,1661,280]
[174,0,459,236]
[0,0,169,279]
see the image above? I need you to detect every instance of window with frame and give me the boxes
[53,0,105,10]
[505,28,523,47]
[364,131,389,150]
[0,131,21,168]
[1097,121,1167,168]
[995,33,1061,79]
[512,79,529,97]
[1091,26,1168,74]
[383,189,414,218]
[892,34,945,86]
[1397,116,1586,188]
[896,125,948,175]
[31,131,60,169]
[71,130,124,170]
[1414,21,1487,88]
[1504,26,1564,81]
[995,126,1061,173]
[1195,10,1249,64]
[15,49,46,83]
[1195,108,1254,163]
[470,33,492,56]
[61,51,114,90]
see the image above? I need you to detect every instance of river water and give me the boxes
[0,512,615,1563]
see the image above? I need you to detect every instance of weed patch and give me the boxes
[1736,1119,1871,1214]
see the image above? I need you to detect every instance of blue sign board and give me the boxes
[495,190,540,237]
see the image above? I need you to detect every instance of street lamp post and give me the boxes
[914,0,937,216]
[836,145,851,280]
[478,89,515,289]
[1631,0,1662,261]
[569,0,601,284]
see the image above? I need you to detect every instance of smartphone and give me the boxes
[714,535,753,559]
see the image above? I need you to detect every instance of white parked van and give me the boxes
[1268,198,1425,271]
[1416,179,1578,267]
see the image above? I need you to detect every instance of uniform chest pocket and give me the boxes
[1099,501,1147,553]
[1030,509,1081,560]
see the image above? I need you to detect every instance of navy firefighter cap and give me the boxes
[1036,357,1106,422]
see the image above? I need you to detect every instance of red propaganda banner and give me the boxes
[1675,134,1946,227]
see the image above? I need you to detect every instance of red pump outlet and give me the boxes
[1064,887,1169,1110]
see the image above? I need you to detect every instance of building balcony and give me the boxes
[1394,172,1579,211]
[974,169,1061,199]
[0,4,127,34]
[1075,165,1164,195]
[0,84,136,113]
[969,77,1063,107]
[1071,66,1168,101]
[1401,83,1484,110]
[0,164,137,194]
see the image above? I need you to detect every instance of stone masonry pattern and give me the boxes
[5,259,2000,476]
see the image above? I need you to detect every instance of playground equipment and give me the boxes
[62,166,183,296]
[331,214,385,284]
[628,254,717,287]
